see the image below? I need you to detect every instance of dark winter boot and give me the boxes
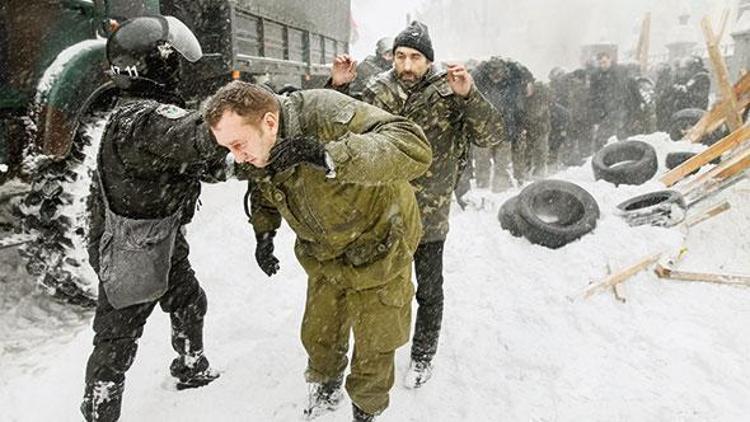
[403,359,433,389]
[80,380,124,422]
[303,376,344,420]
[352,403,376,422]
[169,353,220,390]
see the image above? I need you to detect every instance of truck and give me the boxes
[0,0,351,307]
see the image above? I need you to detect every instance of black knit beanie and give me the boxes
[393,21,434,62]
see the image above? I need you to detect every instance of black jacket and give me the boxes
[90,90,228,244]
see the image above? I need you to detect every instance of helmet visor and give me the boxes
[164,16,202,62]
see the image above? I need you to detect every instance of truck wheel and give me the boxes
[514,180,600,249]
[17,93,116,308]
[497,195,523,237]
[616,190,687,227]
[592,140,658,186]
[668,108,705,141]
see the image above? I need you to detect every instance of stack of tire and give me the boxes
[498,180,600,249]
[589,139,692,227]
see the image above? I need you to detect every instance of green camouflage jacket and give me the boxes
[237,89,432,289]
[360,67,505,242]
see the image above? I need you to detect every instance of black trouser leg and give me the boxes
[82,232,207,420]
[410,241,445,363]
[160,233,207,357]
[82,285,157,421]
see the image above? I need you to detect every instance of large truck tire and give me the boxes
[17,88,117,308]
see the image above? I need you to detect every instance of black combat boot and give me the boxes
[403,359,433,389]
[303,375,344,420]
[80,379,124,422]
[352,403,376,422]
[169,352,220,390]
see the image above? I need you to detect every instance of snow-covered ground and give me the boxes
[2,133,750,421]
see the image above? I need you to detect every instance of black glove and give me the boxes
[267,136,327,175]
[255,231,280,277]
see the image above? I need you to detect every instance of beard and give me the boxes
[396,71,422,88]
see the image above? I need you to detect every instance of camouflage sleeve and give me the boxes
[325,77,351,94]
[248,180,282,236]
[324,99,432,184]
[359,82,381,107]
[139,108,229,172]
[459,85,505,147]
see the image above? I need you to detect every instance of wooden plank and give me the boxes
[637,13,651,75]
[655,264,750,286]
[717,8,730,42]
[705,96,750,134]
[702,16,742,131]
[661,124,750,186]
[684,72,750,143]
[583,253,662,299]
[682,146,750,195]
[684,200,731,227]
[683,173,747,208]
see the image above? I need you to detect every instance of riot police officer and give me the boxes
[81,15,229,421]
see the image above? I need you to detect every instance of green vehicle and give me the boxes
[0,0,351,306]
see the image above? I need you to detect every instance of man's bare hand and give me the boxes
[331,54,358,87]
[446,64,473,98]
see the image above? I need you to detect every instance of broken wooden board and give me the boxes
[661,123,750,187]
[717,8,731,42]
[684,174,747,209]
[702,16,743,131]
[685,69,750,143]
[583,252,662,299]
[681,146,750,195]
[636,13,651,75]
[655,264,750,287]
[684,200,731,227]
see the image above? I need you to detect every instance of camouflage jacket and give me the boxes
[237,89,431,289]
[348,55,390,100]
[360,67,505,242]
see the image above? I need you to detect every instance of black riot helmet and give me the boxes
[106,15,202,91]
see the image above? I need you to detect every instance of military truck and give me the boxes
[0,0,351,307]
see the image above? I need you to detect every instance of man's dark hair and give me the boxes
[202,81,279,127]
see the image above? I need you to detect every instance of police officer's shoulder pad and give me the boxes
[155,104,190,119]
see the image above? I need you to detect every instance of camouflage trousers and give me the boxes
[301,263,413,415]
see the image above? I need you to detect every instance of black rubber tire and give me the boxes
[497,195,523,237]
[616,190,687,227]
[665,151,721,173]
[668,108,705,141]
[592,140,658,186]
[514,180,600,249]
[700,125,729,147]
[17,89,117,308]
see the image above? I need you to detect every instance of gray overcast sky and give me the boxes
[350,0,735,76]
[350,0,424,58]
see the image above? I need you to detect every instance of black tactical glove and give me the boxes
[255,231,280,277]
[267,136,328,175]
